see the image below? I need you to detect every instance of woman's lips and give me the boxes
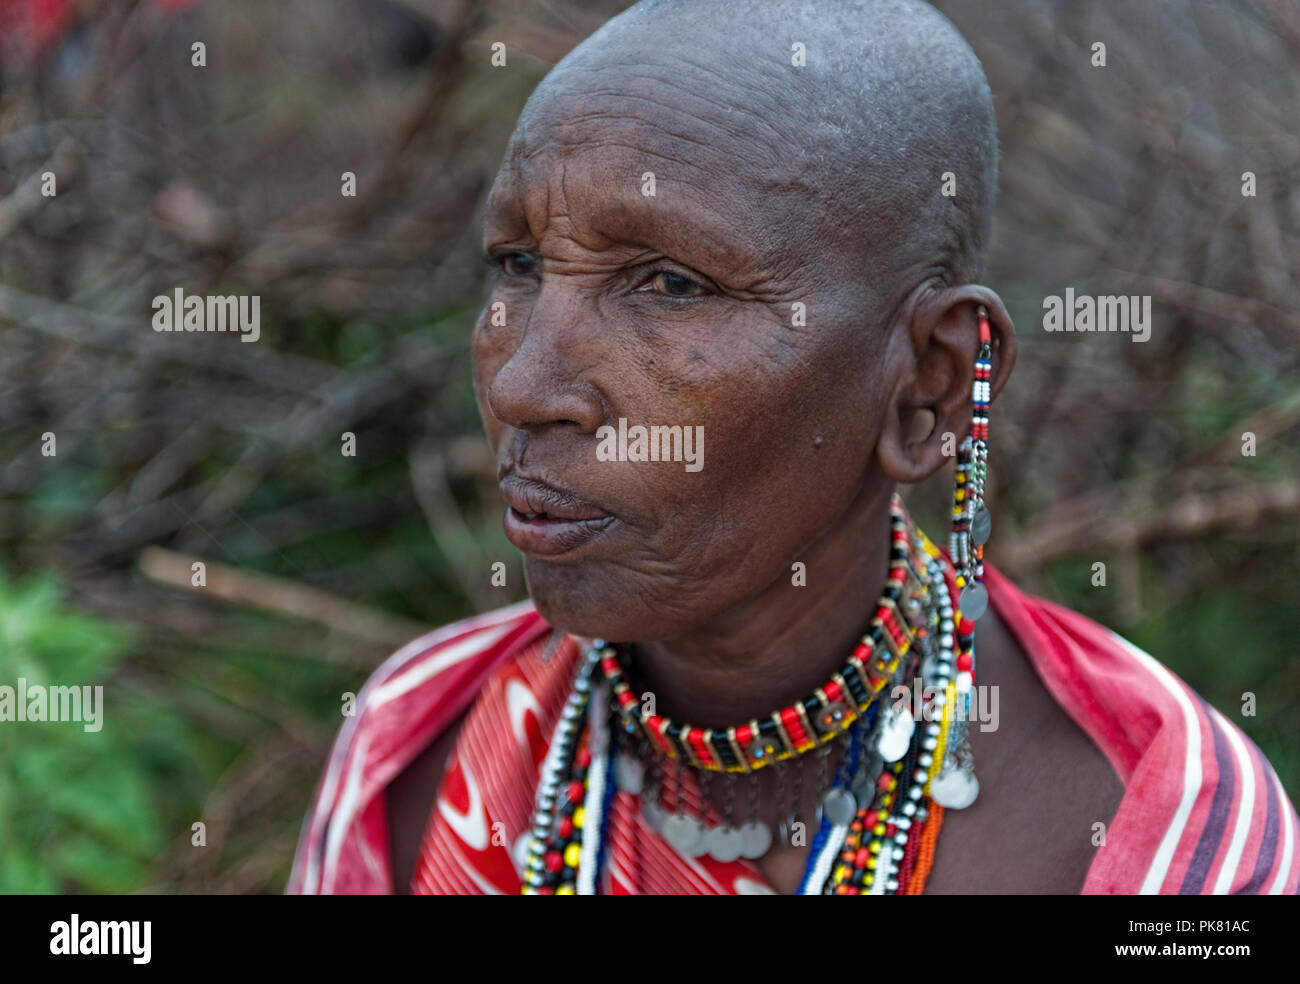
[499,475,617,556]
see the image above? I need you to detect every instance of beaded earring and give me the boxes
[927,305,993,812]
[949,304,993,623]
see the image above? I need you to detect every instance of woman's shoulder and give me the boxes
[985,564,1300,894]
[286,600,550,894]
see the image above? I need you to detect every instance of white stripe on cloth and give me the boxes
[318,620,519,893]
[369,622,515,708]
[295,608,531,893]
[1108,633,1203,895]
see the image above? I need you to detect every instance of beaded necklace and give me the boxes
[521,494,981,895]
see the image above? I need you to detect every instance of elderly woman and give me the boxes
[290,0,1299,895]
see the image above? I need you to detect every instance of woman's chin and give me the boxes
[523,567,675,643]
[528,591,646,643]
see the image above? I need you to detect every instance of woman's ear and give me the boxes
[876,286,1017,484]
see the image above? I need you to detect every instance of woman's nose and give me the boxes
[480,285,607,435]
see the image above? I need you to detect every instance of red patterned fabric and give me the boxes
[409,626,773,895]
[288,566,1300,895]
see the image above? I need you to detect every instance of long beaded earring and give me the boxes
[929,304,993,812]
[949,304,992,622]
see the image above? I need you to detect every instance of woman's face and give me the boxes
[470,68,897,643]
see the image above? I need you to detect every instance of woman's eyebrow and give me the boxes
[573,196,744,275]
[486,161,755,276]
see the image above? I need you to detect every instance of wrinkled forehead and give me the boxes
[485,54,841,279]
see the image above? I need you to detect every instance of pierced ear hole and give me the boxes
[907,408,937,444]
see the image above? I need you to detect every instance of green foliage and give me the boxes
[0,565,369,894]
[0,568,161,892]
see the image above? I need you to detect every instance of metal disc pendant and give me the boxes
[706,825,745,863]
[851,753,883,804]
[687,826,711,858]
[960,581,988,620]
[821,787,858,827]
[851,773,873,805]
[738,820,772,859]
[928,767,980,809]
[641,799,664,834]
[662,813,701,856]
[877,707,915,762]
[970,505,992,546]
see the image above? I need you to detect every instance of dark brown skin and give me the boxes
[386,17,1124,894]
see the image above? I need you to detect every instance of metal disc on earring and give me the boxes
[706,825,745,863]
[821,787,858,827]
[738,820,772,859]
[641,799,664,834]
[959,582,989,620]
[662,813,701,856]
[971,505,992,546]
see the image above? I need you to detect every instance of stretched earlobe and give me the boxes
[906,408,937,446]
[877,405,940,484]
[877,288,1015,485]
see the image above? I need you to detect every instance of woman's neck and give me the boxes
[631,483,895,729]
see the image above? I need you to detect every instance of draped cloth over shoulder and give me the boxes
[288,568,1300,895]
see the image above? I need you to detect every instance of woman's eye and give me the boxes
[498,252,537,277]
[638,270,707,298]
